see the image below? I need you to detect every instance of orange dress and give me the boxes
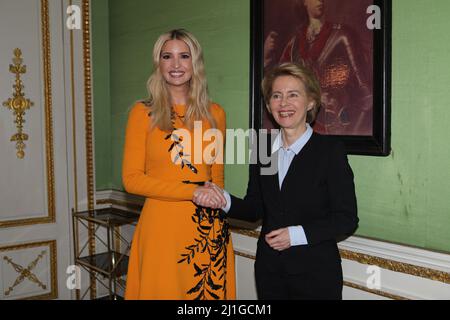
[122,102,235,300]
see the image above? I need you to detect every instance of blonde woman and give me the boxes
[122,29,235,300]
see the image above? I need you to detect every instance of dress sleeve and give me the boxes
[122,104,197,201]
[209,104,226,188]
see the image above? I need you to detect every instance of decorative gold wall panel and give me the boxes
[2,48,35,159]
[0,240,57,300]
[82,0,97,299]
[0,0,55,229]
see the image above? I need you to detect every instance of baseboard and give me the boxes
[96,189,143,212]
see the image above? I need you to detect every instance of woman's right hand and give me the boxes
[193,185,226,209]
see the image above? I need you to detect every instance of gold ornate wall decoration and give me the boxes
[342,280,408,300]
[0,0,55,229]
[3,250,47,296]
[339,249,450,285]
[233,248,408,300]
[82,0,97,299]
[233,250,256,261]
[230,227,450,285]
[40,0,56,226]
[0,240,57,300]
[2,48,34,159]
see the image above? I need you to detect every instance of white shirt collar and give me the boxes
[271,123,313,155]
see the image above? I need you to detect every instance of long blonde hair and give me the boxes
[142,29,215,131]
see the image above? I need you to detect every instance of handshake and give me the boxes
[192,182,227,209]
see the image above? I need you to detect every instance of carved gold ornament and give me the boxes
[3,250,47,296]
[2,48,34,159]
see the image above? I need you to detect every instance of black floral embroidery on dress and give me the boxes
[153,105,229,299]
[178,204,230,300]
[163,107,198,174]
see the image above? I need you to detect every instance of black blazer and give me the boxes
[228,133,358,274]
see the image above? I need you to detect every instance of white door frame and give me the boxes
[0,0,97,300]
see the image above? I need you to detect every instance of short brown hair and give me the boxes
[262,62,321,124]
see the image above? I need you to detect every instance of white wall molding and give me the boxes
[230,229,450,299]
[339,236,450,275]
[96,190,450,299]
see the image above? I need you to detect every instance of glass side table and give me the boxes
[72,207,139,300]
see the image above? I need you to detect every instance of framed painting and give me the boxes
[250,0,391,156]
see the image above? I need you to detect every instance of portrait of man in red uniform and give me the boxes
[262,0,374,136]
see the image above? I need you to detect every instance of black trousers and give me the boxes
[255,260,343,300]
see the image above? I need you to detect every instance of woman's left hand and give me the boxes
[265,228,291,251]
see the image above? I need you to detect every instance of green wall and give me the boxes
[106,0,250,197]
[92,0,450,253]
[350,0,450,252]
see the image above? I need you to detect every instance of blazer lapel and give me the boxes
[280,133,314,193]
[280,153,298,193]
[261,142,281,205]
[270,138,281,197]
